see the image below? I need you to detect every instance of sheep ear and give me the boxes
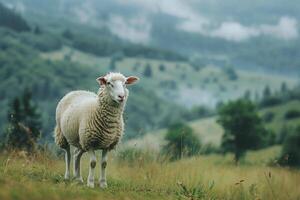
[96,76,107,85]
[126,76,139,85]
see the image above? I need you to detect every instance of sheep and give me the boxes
[54,72,139,188]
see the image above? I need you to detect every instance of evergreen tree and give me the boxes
[159,63,166,72]
[109,58,116,71]
[280,126,300,166]
[263,85,271,99]
[217,99,269,163]
[0,2,30,32]
[4,88,42,152]
[143,63,152,77]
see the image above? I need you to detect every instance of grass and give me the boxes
[0,147,299,200]
[261,100,300,131]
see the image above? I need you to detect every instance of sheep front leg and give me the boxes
[87,150,96,188]
[73,148,84,183]
[99,149,108,188]
[64,147,71,180]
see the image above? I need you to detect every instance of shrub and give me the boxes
[279,126,300,167]
[223,67,238,81]
[262,111,275,123]
[284,109,300,120]
[162,122,201,160]
[143,63,152,77]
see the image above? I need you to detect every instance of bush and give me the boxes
[262,111,275,123]
[143,63,152,77]
[279,126,300,167]
[162,122,201,160]
[284,109,300,120]
[260,96,282,108]
[223,67,238,81]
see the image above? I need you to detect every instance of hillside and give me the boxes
[127,100,300,151]
[41,46,297,108]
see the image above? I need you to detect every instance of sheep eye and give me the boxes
[107,82,114,87]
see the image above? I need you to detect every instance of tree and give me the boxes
[263,85,271,99]
[280,126,300,167]
[4,88,42,152]
[0,2,30,32]
[217,99,268,163]
[163,122,201,160]
[143,63,152,77]
[159,63,166,72]
[281,82,288,93]
[223,66,238,81]
[243,89,251,100]
[109,58,116,71]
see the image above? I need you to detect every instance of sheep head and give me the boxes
[97,72,139,104]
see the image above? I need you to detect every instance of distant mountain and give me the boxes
[3,0,299,73]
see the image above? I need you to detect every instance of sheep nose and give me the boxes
[118,95,124,100]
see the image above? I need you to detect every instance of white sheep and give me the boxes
[54,72,139,188]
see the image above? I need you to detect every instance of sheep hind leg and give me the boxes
[87,150,96,188]
[73,148,84,183]
[99,149,108,188]
[64,145,71,180]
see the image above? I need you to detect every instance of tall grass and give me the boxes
[0,147,299,200]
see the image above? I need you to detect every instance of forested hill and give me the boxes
[0,3,194,142]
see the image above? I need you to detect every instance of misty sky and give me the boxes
[5,0,299,44]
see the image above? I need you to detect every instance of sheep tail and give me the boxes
[54,125,69,150]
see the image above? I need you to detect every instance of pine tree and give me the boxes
[143,63,152,77]
[4,88,42,152]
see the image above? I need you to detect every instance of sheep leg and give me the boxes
[99,149,108,188]
[73,148,84,182]
[64,146,71,180]
[87,150,96,188]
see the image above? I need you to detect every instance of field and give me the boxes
[0,146,299,200]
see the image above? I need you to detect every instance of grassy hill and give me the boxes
[0,147,300,200]
[0,146,299,200]
[41,46,298,108]
[127,100,300,152]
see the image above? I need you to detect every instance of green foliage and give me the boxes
[159,63,166,72]
[109,58,116,71]
[284,109,300,120]
[280,125,300,166]
[71,33,186,61]
[263,85,271,99]
[143,63,152,77]
[262,111,275,123]
[223,66,238,81]
[217,99,269,162]
[0,3,30,32]
[176,181,216,200]
[163,122,201,160]
[20,32,62,52]
[4,89,42,152]
[189,55,205,72]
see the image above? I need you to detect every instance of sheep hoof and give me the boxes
[99,180,107,188]
[75,177,84,183]
[87,181,95,188]
[64,173,70,180]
